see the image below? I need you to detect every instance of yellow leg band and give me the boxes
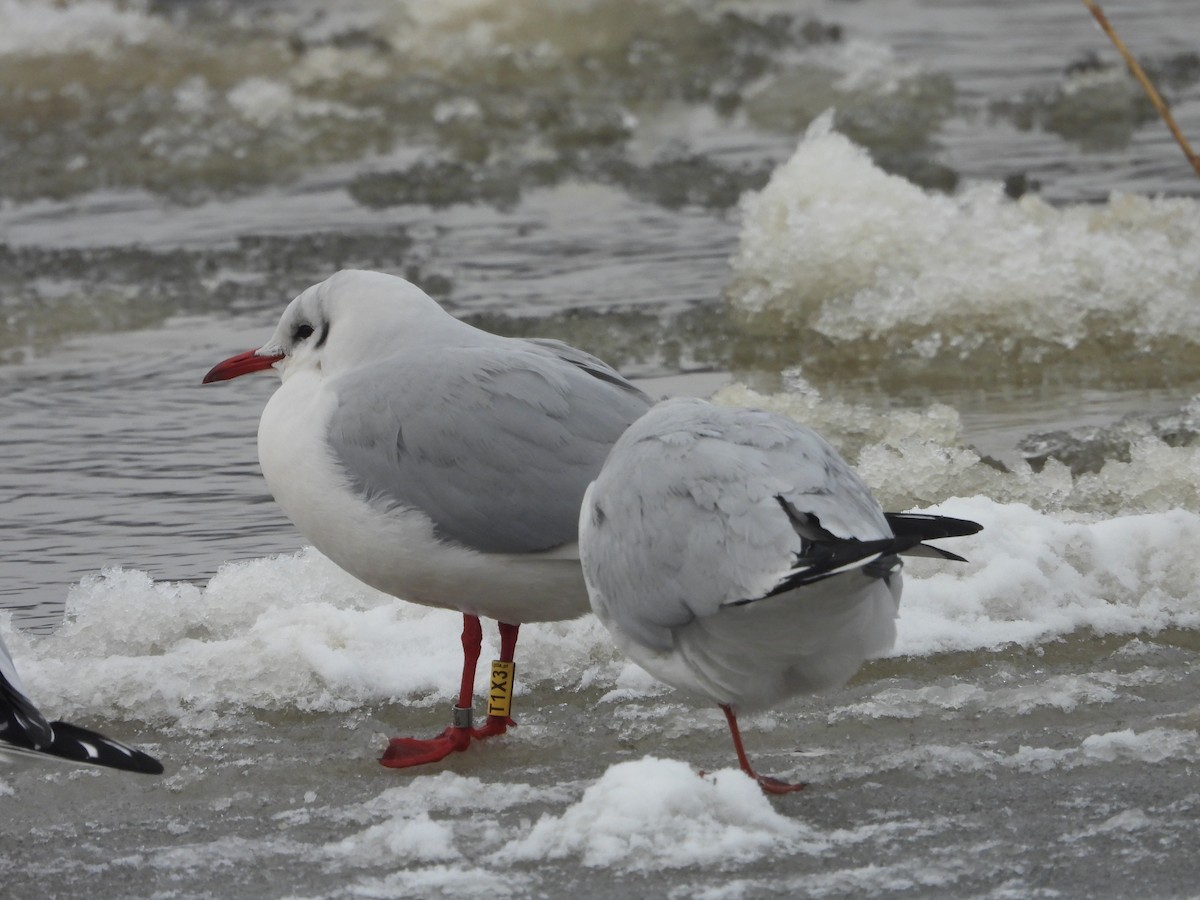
[487,660,516,718]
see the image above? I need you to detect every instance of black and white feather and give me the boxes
[0,633,163,774]
[579,397,981,711]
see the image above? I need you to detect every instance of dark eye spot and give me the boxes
[294,323,315,341]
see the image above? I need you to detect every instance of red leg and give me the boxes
[721,704,805,795]
[379,617,519,769]
[455,614,485,710]
[379,615,482,768]
[472,622,519,739]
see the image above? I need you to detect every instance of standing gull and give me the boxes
[0,630,163,774]
[203,269,650,767]
[579,397,981,794]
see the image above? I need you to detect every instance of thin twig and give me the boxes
[1080,0,1200,179]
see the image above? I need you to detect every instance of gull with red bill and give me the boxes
[203,269,650,768]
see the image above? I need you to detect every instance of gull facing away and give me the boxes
[0,631,163,774]
[579,397,981,794]
[203,269,650,768]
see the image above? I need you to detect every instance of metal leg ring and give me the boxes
[452,706,473,729]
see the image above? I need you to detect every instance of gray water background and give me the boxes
[1,1,1199,897]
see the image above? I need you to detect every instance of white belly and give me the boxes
[610,571,901,711]
[256,372,589,624]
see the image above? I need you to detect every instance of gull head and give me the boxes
[202,269,457,385]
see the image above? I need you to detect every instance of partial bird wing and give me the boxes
[0,634,53,750]
[0,719,165,774]
[37,720,163,774]
[327,340,650,554]
[0,634,163,774]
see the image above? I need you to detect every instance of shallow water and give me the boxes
[2,0,1200,897]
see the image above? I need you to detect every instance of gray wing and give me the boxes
[579,397,892,651]
[327,340,650,554]
[523,338,646,396]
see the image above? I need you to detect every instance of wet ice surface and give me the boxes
[3,638,1198,898]
[2,0,1200,896]
[3,511,1200,895]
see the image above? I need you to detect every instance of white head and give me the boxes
[202,270,464,384]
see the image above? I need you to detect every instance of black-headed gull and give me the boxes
[203,270,650,768]
[0,631,163,774]
[579,397,981,794]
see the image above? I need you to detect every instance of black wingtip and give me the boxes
[884,513,979,564]
[2,640,163,774]
[916,542,974,564]
[729,510,981,609]
[45,720,164,775]
[884,512,983,540]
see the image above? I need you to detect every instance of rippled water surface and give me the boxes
[2,1,1200,897]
